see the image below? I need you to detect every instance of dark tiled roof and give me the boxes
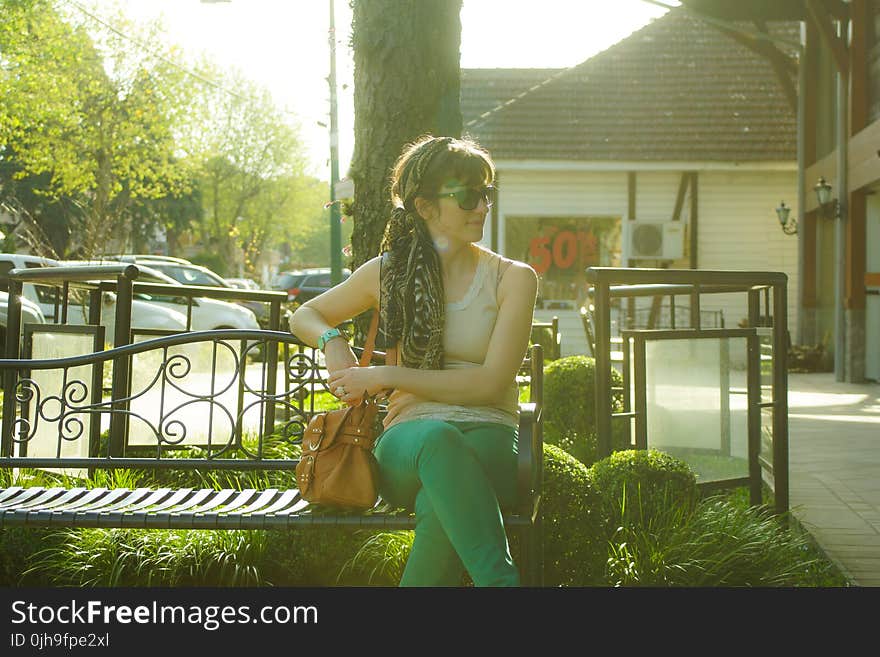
[461,9,798,162]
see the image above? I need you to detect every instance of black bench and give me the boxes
[0,326,545,586]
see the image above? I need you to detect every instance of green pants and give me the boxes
[372,419,520,587]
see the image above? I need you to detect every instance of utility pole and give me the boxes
[328,0,342,285]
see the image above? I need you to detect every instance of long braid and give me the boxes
[380,135,494,370]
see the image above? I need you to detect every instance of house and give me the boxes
[461,8,801,357]
[671,0,877,383]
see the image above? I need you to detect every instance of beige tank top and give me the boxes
[383,246,520,429]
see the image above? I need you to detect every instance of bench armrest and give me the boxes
[516,401,543,521]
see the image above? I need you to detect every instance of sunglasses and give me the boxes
[432,185,496,210]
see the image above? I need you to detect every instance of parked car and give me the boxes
[0,253,188,345]
[224,277,260,290]
[106,255,275,328]
[66,261,261,332]
[0,290,46,348]
[270,267,351,305]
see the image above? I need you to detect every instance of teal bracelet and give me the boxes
[317,328,345,351]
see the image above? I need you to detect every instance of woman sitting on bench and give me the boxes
[290,135,538,587]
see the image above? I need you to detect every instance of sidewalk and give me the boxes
[787,372,880,586]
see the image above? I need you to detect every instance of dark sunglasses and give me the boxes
[432,185,496,210]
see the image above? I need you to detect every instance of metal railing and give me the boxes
[585,267,789,515]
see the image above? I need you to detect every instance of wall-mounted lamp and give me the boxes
[814,176,839,219]
[775,200,797,235]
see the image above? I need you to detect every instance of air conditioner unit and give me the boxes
[625,221,686,260]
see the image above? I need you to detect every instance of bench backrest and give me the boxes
[0,331,542,509]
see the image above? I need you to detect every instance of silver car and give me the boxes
[0,253,188,344]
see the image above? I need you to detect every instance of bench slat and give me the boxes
[227,489,280,515]
[0,487,48,509]
[0,486,66,510]
[0,486,25,504]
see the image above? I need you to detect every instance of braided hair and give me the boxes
[380,135,495,369]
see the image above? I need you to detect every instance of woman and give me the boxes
[290,135,537,587]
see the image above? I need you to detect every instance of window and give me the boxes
[505,216,622,309]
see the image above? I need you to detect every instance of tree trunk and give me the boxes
[349,0,462,269]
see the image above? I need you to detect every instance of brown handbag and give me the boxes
[294,311,384,510]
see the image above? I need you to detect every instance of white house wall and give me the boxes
[697,170,799,332]
[493,167,799,355]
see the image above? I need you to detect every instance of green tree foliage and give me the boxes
[180,62,311,277]
[0,0,196,256]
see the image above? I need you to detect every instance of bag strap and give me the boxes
[358,309,380,368]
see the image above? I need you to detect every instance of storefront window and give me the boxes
[505,216,621,309]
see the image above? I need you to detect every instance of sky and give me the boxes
[82,0,675,180]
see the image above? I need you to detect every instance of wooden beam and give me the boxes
[805,0,849,77]
[804,19,817,166]
[845,190,866,310]
[689,172,698,270]
[671,171,689,221]
[849,119,880,193]
[709,23,798,115]
[849,0,869,134]
[802,211,818,308]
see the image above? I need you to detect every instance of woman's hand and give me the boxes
[327,366,390,405]
[322,338,358,378]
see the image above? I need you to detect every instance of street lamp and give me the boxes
[814,177,839,220]
[775,200,797,235]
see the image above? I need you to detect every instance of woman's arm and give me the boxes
[289,257,381,375]
[328,261,538,406]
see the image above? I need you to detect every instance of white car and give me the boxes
[69,261,261,331]
[133,266,261,330]
[106,255,273,328]
[0,253,188,344]
[0,289,47,347]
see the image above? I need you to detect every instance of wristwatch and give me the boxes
[317,327,346,352]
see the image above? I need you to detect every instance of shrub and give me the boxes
[605,494,845,587]
[541,443,607,586]
[543,355,628,466]
[530,325,559,362]
[588,448,697,533]
[0,527,62,586]
[29,528,271,586]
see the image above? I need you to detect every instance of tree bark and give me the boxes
[349,0,462,269]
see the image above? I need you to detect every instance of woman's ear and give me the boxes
[413,196,436,222]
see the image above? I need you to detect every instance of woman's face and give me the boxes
[418,178,494,252]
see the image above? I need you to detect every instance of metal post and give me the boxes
[773,280,790,515]
[594,277,612,458]
[633,335,647,450]
[1,279,23,457]
[719,337,731,456]
[796,21,807,346]
[108,271,135,457]
[747,330,762,506]
[834,37,848,382]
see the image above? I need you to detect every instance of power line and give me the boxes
[60,0,302,115]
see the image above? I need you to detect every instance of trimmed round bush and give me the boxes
[530,326,559,362]
[540,443,607,586]
[543,355,628,466]
[588,448,698,533]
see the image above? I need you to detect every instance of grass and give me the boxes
[605,486,851,587]
[337,531,414,586]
